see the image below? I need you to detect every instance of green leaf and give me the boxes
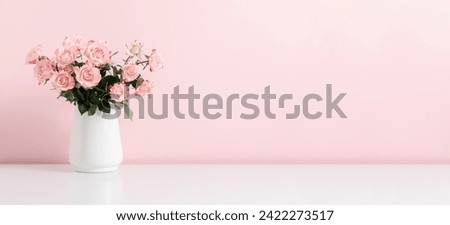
[113,66,121,76]
[98,75,120,90]
[124,104,133,120]
[88,104,97,116]
[114,102,124,109]
[78,104,88,115]
[76,88,86,101]
[129,76,143,88]
[72,61,84,67]
[61,91,76,102]
[100,69,106,77]
[103,64,111,70]
[89,92,100,105]
[98,100,111,114]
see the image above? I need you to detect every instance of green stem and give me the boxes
[136,60,149,65]
[124,56,132,64]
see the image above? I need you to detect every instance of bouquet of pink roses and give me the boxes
[25,36,163,118]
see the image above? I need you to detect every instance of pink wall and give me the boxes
[1,0,450,163]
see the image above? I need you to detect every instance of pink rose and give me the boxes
[84,40,111,66]
[148,49,163,72]
[51,71,75,91]
[25,44,42,64]
[121,64,139,82]
[135,80,152,96]
[62,35,86,54]
[74,64,101,89]
[55,46,77,66]
[33,58,54,84]
[59,65,74,74]
[109,83,125,102]
[126,41,143,57]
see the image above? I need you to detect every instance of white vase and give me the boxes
[69,108,123,173]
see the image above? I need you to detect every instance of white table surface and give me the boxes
[0,164,449,205]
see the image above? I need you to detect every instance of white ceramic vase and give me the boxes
[69,108,122,173]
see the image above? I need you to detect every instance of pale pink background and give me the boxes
[0,0,449,163]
